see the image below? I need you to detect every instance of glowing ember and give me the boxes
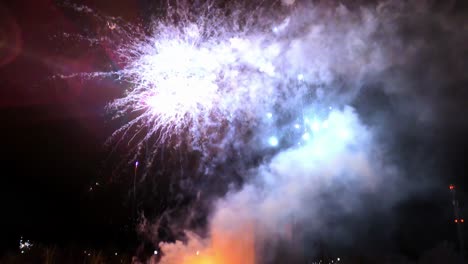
[160,223,255,264]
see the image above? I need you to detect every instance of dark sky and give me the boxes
[0,0,141,252]
[0,0,467,259]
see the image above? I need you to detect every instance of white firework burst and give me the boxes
[106,9,285,157]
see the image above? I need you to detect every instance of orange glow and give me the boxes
[461,219,465,223]
[455,219,458,223]
[181,223,255,264]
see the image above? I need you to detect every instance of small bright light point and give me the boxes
[115,252,118,256]
[294,124,300,129]
[266,112,273,119]
[135,161,139,167]
[19,239,32,250]
[337,257,340,261]
[268,136,279,147]
[455,219,458,223]
[302,133,310,141]
[297,74,304,81]
[196,250,200,255]
[154,250,158,255]
[462,219,465,223]
[449,184,454,190]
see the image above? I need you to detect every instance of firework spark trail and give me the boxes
[59,0,467,262]
[102,5,386,164]
[106,22,283,154]
[63,1,402,163]
[63,1,460,163]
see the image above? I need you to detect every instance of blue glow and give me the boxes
[311,121,321,132]
[268,136,279,147]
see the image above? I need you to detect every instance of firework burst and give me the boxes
[103,6,289,161]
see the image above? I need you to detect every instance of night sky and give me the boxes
[1,0,468,261]
[1,0,141,252]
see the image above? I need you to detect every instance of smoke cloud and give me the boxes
[146,0,468,262]
[60,0,467,262]
[159,106,404,262]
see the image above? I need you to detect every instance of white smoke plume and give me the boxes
[60,0,467,262]
[158,105,405,263]
[150,1,467,263]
